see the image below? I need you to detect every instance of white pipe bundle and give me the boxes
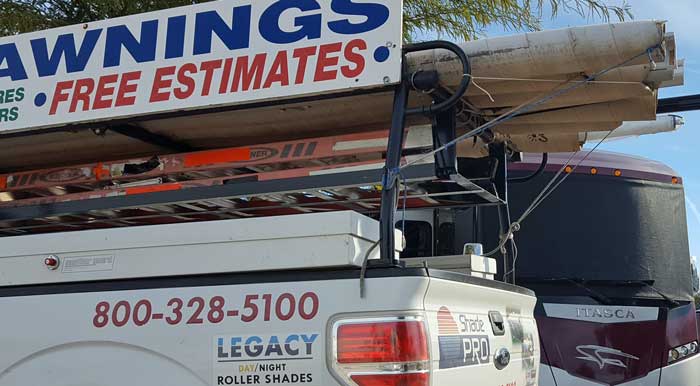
[582,115,684,143]
[143,20,679,155]
[1,21,684,170]
[405,20,682,154]
[408,21,667,84]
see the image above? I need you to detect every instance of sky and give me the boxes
[479,1,700,266]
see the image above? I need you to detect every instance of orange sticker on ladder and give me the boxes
[93,163,110,181]
[125,183,182,195]
[184,148,251,167]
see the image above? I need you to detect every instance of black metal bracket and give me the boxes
[490,143,508,202]
[378,80,411,263]
[108,124,194,153]
[432,105,458,180]
[379,40,472,265]
[490,142,516,284]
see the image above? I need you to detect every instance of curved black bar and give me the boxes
[378,40,472,265]
[403,40,472,116]
[509,153,549,184]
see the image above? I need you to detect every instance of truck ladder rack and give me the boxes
[0,40,513,274]
[0,126,475,201]
[0,122,503,236]
[0,159,500,236]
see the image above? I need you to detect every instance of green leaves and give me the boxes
[0,0,631,40]
[0,0,214,36]
[403,0,632,41]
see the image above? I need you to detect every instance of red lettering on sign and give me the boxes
[263,51,290,89]
[50,72,142,114]
[150,66,176,102]
[293,46,316,85]
[200,59,223,96]
[218,58,234,94]
[50,81,73,115]
[69,78,95,113]
[91,292,320,328]
[174,63,197,100]
[314,43,342,82]
[93,74,119,110]
[342,39,367,78]
[232,54,267,92]
[45,40,370,115]
[115,71,141,107]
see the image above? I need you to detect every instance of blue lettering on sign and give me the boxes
[328,0,390,34]
[0,43,28,81]
[104,20,159,67]
[244,335,264,357]
[0,0,393,81]
[285,334,300,355]
[259,0,322,44]
[193,6,252,56]
[31,30,102,76]
[165,15,187,59]
[217,334,319,360]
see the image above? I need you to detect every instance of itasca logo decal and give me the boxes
[575,345,639,369]
[576,307,635,319]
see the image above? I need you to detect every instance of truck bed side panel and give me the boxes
[0,271,428,386]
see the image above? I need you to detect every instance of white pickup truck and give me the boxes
[0,211,538,386]
[0,1,542,384]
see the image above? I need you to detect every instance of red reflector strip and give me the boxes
[337,321,428,364]
[125,183,182,195]
[0,176,6,190]
[350,373,429,386]
[184,148,251,167]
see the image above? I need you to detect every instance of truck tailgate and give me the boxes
[424,271,539,386]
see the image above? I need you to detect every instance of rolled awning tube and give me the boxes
[581,115,684,143]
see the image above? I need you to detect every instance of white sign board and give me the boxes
[0,0,403,134]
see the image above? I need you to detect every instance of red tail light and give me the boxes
[337,321,428,363]
[330,317,430,386]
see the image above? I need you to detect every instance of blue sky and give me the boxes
[480,1,700,264]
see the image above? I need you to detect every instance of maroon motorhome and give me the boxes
[505,152,699,386]
[401,151,699,385]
